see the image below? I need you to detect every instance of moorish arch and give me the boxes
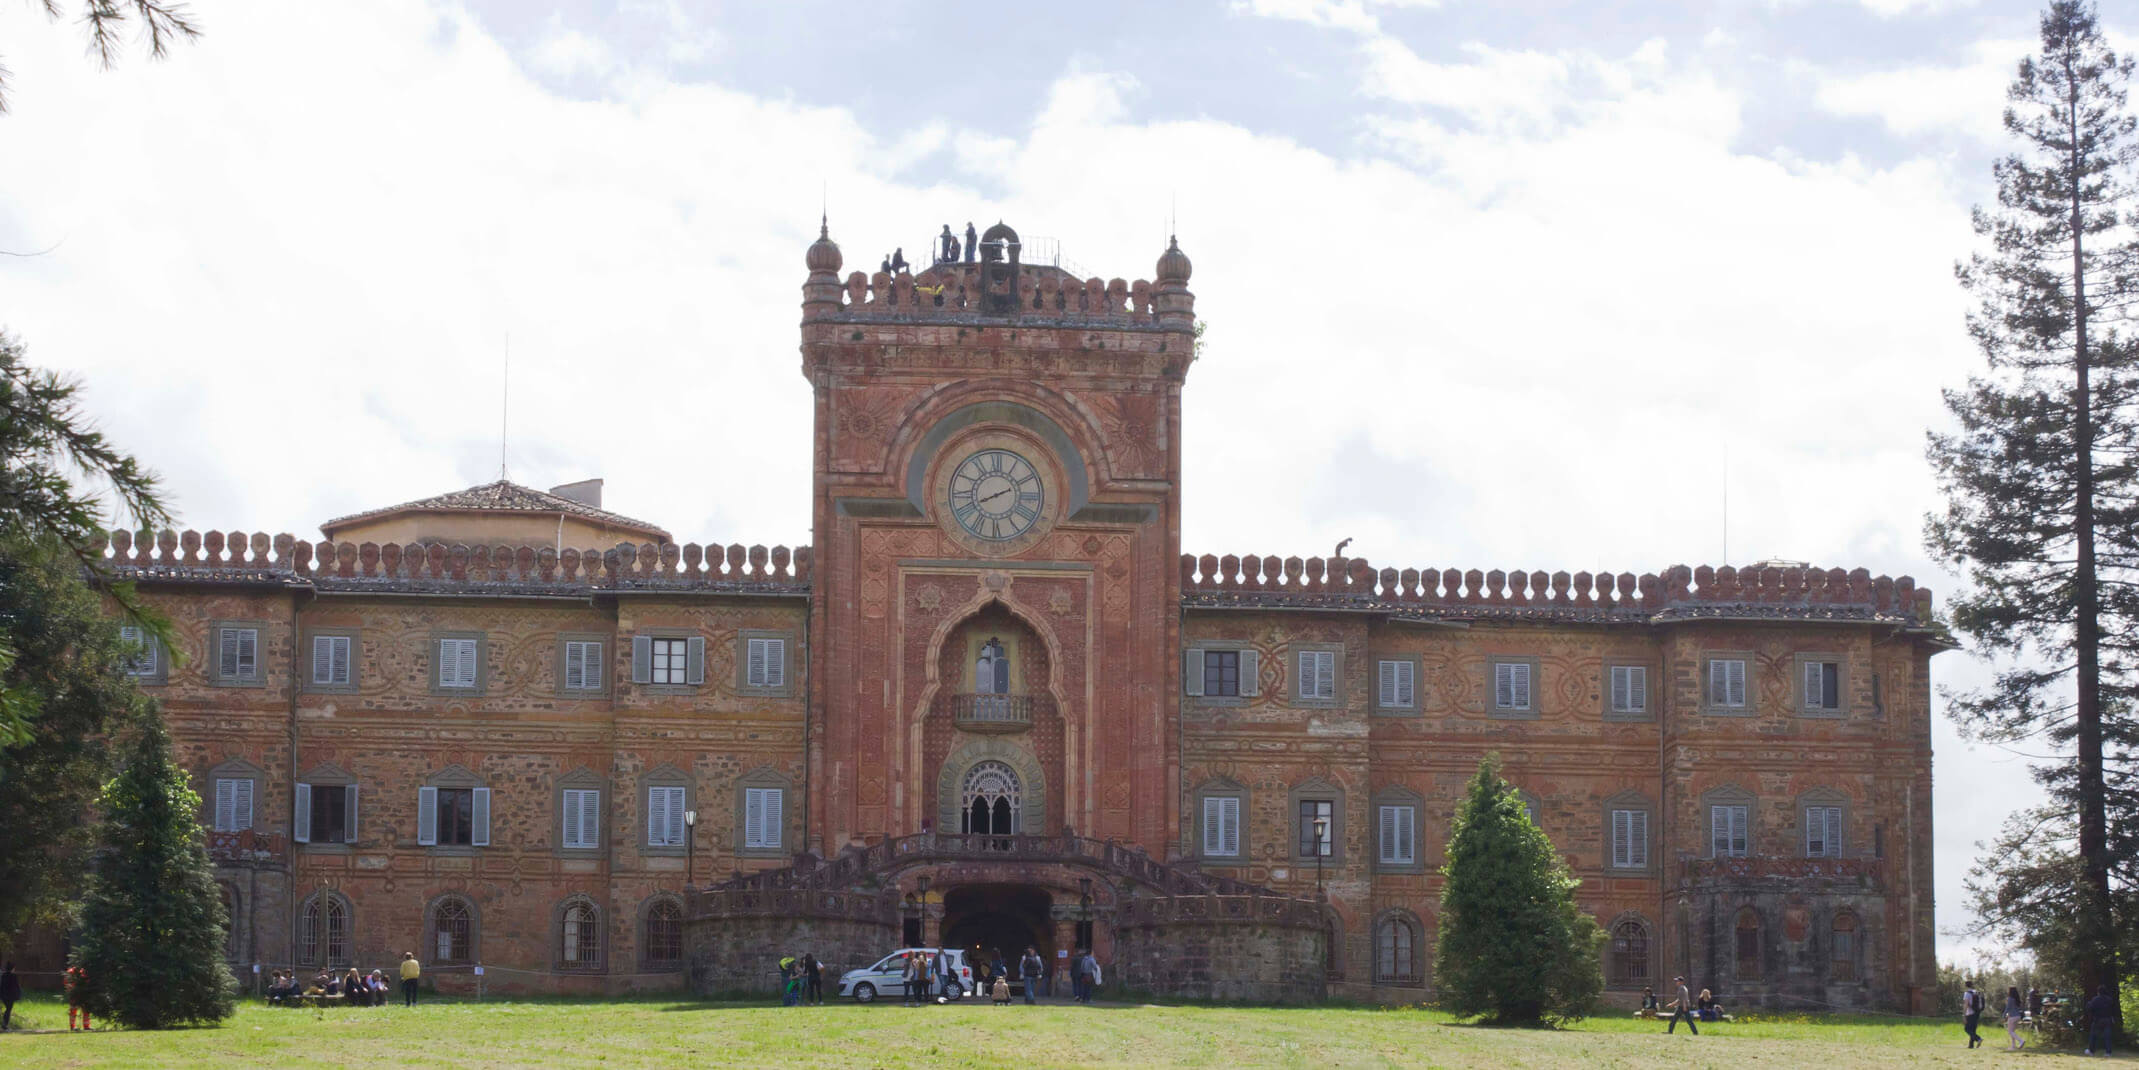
[937,738,1048,835]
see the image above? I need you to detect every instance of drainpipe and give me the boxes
[1658,628,1672,985]
[802,577,814,857]
[285,587,312,973]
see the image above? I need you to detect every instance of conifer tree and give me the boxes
[1433,754,1602,1025]
[1927,0,2139,1013]
[70,716,236,1028]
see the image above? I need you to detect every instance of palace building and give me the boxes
[38,221,1945,1009]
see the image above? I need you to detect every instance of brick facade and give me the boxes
[52,222,1943,1010]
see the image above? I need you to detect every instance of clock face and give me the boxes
[947,449,1045,542]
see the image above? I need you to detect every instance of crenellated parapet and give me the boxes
[823,262,1165,325]
[90,529,811,594]
[1180,553,1941,628]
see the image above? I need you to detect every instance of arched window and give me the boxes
[1374,912,1422,985]
[219,883,241,960]
[961,760,1020,837]
[1734,907,1761,980]
[1609,919,1651,987]
[1830,912,1859,982]
[298,892,350,966]
[643,898,684,968]
[431,896,475,965]
[560,898,601,970]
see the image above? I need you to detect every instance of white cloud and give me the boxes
[0,0,2029,961]
[527,18,616,79]
[1232,0,1437,35]
[1812,37,2025,143]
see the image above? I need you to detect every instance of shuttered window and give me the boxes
[1377,804,1416,866]
[1296,798,1334,857]
[1802,661,1841,711]
[216,626,259,682]
[1611,808,1648,869]
[1493,661,1532,710]
[118,625,159,678]
[438,638,479,689]
[1201,795,1241,858]
[1609,665,1647,714]
[311,635,352,687]
[746,637,786,689]
[296,782,357,844]
[1297,650,1336,701]
[647,785,686,847]
[214,777,255,833]
[650,639,688,686]
[1377,660,1414,709]
[563,640,602,691]
[743,787,782,849]
[1805,805,1843,858]
[419,785,488,847]
[563,788,601,849]
[1711,804,1749,858]
[1708,658,1748,709]
[634,635,705,687]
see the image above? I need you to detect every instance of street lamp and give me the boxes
[684,809,699,887]
[1312,814,1329,900]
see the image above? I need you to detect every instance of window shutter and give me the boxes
[1610,667,1629,711]
[584,790,602,848]
[1379,805,1398,864]
[1202,797,1220,855]
[1710,805,1727,857]
[293,782,311,843]
[219,627,240,679]
[565,642,585,690]
[1221,796,1240,856]
[764,638,785,689]
[418,785,438,846]
[233,778,253,831]
[1731,806,1748,855]
[234,629,257,678]
[744,789,765,848]
[1516,664,1531,709]
[1379,661,1397,707]
[1829,808,1843,856]
[472,786,492,847]
[1495,663,1513,708]
[686,636,706,686]
[1297,651,1313,699]
[1630,667,1647,711]
[1612,810,1629,868]
[215,779,236,832]
[1728,660,1746,707]
[1317,651,1335,699]
[1183,649,1204,696]
[748,639,768,689]
[1396,661,1413,707]
[647,786,668,846]
[344,784,359,842]
[459,640,478,688]
[632,635,652,684]
[1631,810,1648,867]
[1240,649,1260,696]
[332,636,350,685]
[311,636,331,685]
[763,789,782,848]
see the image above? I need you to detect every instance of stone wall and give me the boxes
[1113,908,1326,1003]
[685,914,895,996]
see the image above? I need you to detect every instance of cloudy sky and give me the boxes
[3,0,2124,962]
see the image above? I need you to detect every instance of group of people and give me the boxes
[268,952,425,1009]
[1961,978,2119,1055]
[1650,977,1720,1034]
[776,954,824,1006]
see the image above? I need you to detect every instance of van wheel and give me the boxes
[853,983,876,1004]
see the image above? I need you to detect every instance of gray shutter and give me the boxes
[1731,806,1748,855]
[744,789,765,847]
[219,627,240,679]
[1183,649,1204,697]
[1378,805,1397,864]
[1804,663,1821,709]
[765,638,786,689]
[417,786,438,846]
[1630,667,1647,712]
[215,779,235,832]
[1396,661,1413,707]
[1495,664,1513,708]
[1239,649,1259,696]
[235,778,254,831]
[748,639,767,688]
[1399,806,1415,863]
[1728,661,1746,707]
[1221,797,1240,856]
[344,784,359,842]
[763,789,782,848]
[686,636,706,686]
[472,787,491,847]
[1202,797,1220,855]
[1319,652,1336,699]
[632,635,652,684]
[1610,667,1628,712]
[1710,805,1727,857]
[1514,664,1531,709]
[293,782,311,843]
[646,786,665,846]
[1297,651,1313,699]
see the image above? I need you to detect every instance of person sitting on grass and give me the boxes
[1638,986,1659,1018]
[370,971,391,1005]
[1696,989,1718,1022]
[345,968,368,1006]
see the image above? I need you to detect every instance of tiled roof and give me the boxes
[321,480,667,538]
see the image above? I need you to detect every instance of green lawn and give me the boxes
[0,991,2100,1068]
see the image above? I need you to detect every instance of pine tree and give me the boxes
[1433,754,1602,1025]
[1927,0,2139,1015]
[69,716,236,1029]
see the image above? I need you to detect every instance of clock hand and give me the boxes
[977,485,1018,507]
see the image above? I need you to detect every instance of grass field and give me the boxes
[0,991,2102,1068]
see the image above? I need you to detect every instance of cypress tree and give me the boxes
[1927,0,2139,1015]
[1433,754,1602,1025]
[70,716,236,1028]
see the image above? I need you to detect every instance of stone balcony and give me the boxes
[935,692,1050,733]
[1678,856,1884,892]
[208,829,289,867]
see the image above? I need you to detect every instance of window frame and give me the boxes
[556,633,609,696]
[293,764,358,849]
[297,890,354,968]
[554,895,606,972]
[1290,644,1343,706]
[1374,656,1420,715]
[1372,910,1425,986]
[1830,911,1861,982]
[733,766,791,858]
[1184,645,1260,703]
[1603,659,1655,722]
[418,765,490,852]
[737,629,796,696]
[117,624,167,684]
[430,631,487,695]
[1701,785,1755,859]
[1192,778,1247,862]
[557,770,605,854]
[1288,777,1345,864]
[426,893,479,967]
[1607,914,1653,989]
[1701,652,1755,715]
[631,629,705,693]
[212,772,257,833]
[1793,652,1848,717]
[210,619,268,688]
[1372,786,1424,874]
[1797,788,1850,859]
[304,629,359,693]
[640,894,686,971]
[1602,790,1654,874]
[1487,655,1539,718]
[641,766,691,855]
[1734,907,1763,980]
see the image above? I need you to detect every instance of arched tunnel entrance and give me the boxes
[941,883,1054,970]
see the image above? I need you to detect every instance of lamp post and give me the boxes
[684,809,698,888]
[1312,814,1329,901]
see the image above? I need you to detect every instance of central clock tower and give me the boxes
[798,221,1197,859]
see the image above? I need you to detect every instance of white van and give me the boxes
[838,948,972,1003]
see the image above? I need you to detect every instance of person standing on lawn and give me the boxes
[1961,979,1984,1048]
[2084,984,2116,1056]
[399,951,421,1007]
[2003,986,2026,1051]
[0,961,20,1030]
[1073,948,1097,1003]
[1664,976,1698,1035]
[803,953,823,1005]
[1020,946,1044,1005]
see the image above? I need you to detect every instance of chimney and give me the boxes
[548,479,603,509]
